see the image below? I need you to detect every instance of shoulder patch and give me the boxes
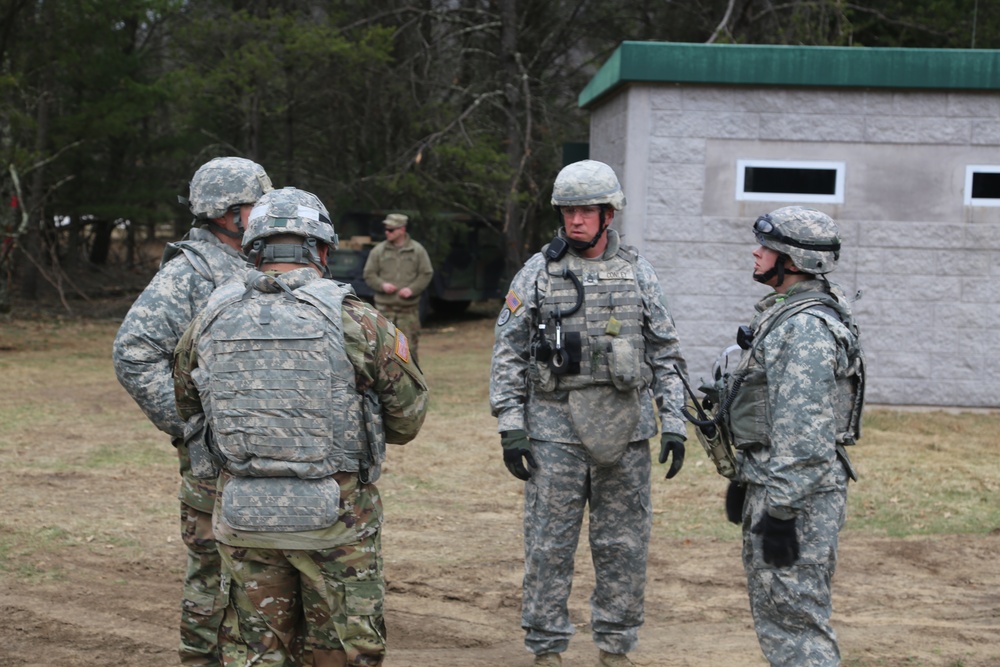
[394,330,411,363]
[497,307,511,326]
[505,289,523,313]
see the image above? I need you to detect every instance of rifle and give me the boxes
[673,363,738,480]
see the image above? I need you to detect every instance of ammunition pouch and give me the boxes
[609,337,642,391]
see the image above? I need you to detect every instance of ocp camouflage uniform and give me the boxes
[490,227,687,656]
[113,225,248,664]
[732,279,859,667]
[362,232,433,362]
[173,266,428,667]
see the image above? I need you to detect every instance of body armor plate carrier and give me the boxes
[192,274,375,531]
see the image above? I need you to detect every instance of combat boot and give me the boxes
[598,649,635,666]
[534,652,562,667]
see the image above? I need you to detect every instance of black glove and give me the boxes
[725,481,746,525]
[657,434,685,480]
[752,514,800,567]
[500,429,537,481]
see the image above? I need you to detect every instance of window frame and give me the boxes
[964,165,1000,207]
[735,159,846,204]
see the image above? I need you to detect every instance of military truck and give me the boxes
[328,210,508,320]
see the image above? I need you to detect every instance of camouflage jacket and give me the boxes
[113,227,246,439]
[734,280,860,518]
[490,228,688,444]
[362,234,433,310]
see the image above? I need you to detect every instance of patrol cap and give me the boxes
[383,213,409,229]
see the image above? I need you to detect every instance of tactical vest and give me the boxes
[161,231,242,286]
[193,274,369,531]
[725,286,866,452]
[534,246,651,393]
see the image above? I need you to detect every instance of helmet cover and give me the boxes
[753,206,841,274]
[188,157,273,221]
[243,187,338,252]
[551,160,626,211]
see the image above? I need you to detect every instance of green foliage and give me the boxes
[2,0,998,282]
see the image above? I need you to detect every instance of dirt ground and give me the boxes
[2,306,999,667]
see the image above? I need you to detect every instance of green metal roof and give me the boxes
[579,41,1000,108]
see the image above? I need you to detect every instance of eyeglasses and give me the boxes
[560,205,602,219]
[752,214,840,252]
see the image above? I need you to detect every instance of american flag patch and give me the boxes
[505,289,522,313]
[394,330,410,363]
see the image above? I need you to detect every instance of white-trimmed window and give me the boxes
[964,165,1000,206]
[736,159,845,204]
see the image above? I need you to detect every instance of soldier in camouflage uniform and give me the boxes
[362,213,433,364]
[112,156,273,666]
[721,206,865,667]
[489,160,689,667]
[173,187,428,667]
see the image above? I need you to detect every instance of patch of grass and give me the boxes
[79,443,172,470]
[846,410,1000,537]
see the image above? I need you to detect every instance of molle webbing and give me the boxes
[544,251,643,388]
[198,279,366,479]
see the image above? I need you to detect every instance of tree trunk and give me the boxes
[500,0,526,277]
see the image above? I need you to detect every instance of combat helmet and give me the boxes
[243,187,338,274]
[187,157,273,222]
[753,206,841,275]
[551,159,626,211]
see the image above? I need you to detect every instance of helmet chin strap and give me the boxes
[565,208,609,250]
[206,204,246,239]
[753,255,801,287]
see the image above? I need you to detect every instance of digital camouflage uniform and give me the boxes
[717,206,864,667]
[113,157,272,665]
[173,195,428,667]
[490,226,687,658]
[362,226,433,363]
[733,280,859,667]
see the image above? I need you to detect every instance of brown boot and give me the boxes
[534,653,563,667]
[598,649,635,666]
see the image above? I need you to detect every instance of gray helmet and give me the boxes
[188,157,273,221]
[551,159,626,211]
[753,206,841,274]
[243,187,337,252]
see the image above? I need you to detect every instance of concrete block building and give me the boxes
[580,41,1000,408]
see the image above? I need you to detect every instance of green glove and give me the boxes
[658,433,685,480]
[500,429,537,481]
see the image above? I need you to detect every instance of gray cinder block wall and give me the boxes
[583,47,1000,408]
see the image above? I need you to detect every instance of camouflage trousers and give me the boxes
[178,458,226,666]
[521,439,652,656]
[376,305,421,365]
[741,468,848,667]
[217,532,386,667]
